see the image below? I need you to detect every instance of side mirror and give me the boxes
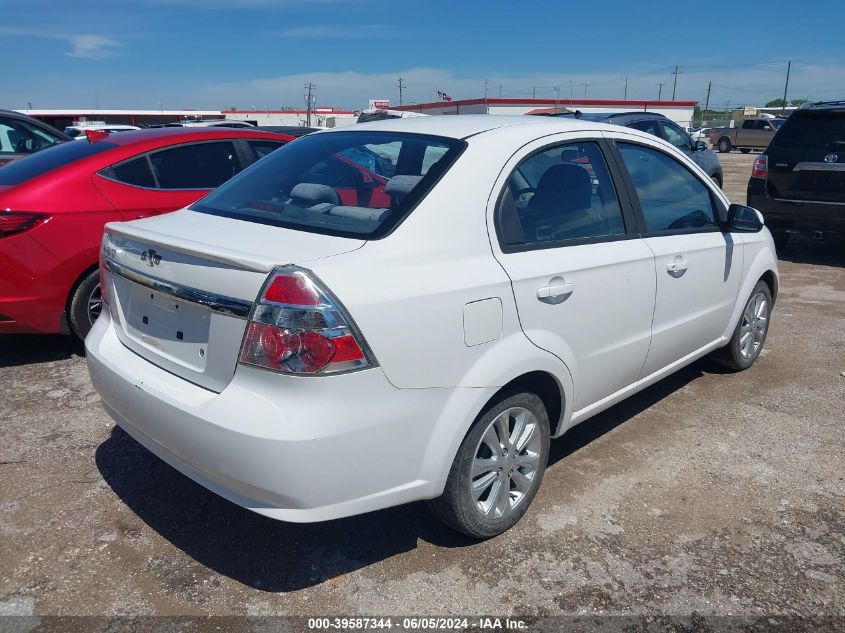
[763,125,772,131]
[726,203,764,232]
[695,140,707,151]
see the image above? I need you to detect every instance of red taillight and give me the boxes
[239,267,372,375]
[0,211,49,238]
[263,273,321,305]
[752,154,768,179]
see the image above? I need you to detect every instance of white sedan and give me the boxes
[87,115,778,538]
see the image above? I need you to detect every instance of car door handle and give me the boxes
[667,256,689,277]
[537,279,575,303]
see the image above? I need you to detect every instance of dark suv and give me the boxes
[541,111,724,187]
[747,101,845,247]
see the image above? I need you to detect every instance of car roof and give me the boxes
[95,126,293,148]
[333,114,631,140]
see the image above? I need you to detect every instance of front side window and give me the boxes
[191,131,465,239]
[499,141,626,247]
[617,143,717,233]
[660,122,692,151]
[150,141,241,189]
[0,118,63,155]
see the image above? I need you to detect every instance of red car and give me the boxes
[0,127,294,338]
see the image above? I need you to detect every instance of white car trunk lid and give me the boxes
[101,210,365,392]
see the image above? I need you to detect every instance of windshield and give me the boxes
[0,139,116,186]
[773,110,845,150]
[771,118,786,129]
[191,130,465,239]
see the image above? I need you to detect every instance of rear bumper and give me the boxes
[748,180,845,235]
[86,311,487,522]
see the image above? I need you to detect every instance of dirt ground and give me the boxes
[1,152,843,629]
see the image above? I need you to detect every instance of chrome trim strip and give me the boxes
[792,162,845,172]
[773,197,845,207]
[105,259,253,318]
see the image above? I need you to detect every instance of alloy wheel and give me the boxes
[739,291,768,360]
[470,406,542,519]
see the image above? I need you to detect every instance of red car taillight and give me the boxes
[0,211,49,238]
[751,154,768,179]
[239,267,374,375]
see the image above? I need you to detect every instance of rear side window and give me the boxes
[499,141,626,247]
[107,156,156,188]
[617,143,717,233]
[628,120,662,137]
[772,110,845,150]
[191,131,465,239]
[0,139,116,186]
[150,141,241,189]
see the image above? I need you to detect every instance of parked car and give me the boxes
[0,109,69,167]
[0,127,293,338]
[747,100,845,247]
[709,118,786,153]
[256,126,321,137]
[64,124,142,138]
[181,119,256,128]
[86,115,778,538]
[542,111,724,186]
[356,108,428,123]
[690,127,712,142]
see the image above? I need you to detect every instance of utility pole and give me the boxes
[581,83,593,98]
[703,81,712,126]
[484,79,488,99]
[671,65,682,101]
[498,84,502,98]
[569,80,573,104]
[781,60,792,115]
[396,77,405,106]
[554,85,560,110]
[304,82,315,126]
[532,86,536,99]
[623,77,628,100]
[657,82,665,100]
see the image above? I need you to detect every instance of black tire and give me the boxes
[428,390,550,539]
[771,230,790,250]
[717,138,732,153]
[68,269,102,340]
[711,174,723,188]
[710,281,772,372]
[740,148,751,154]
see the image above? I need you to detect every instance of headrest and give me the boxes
[291,182,340,207]
[384,175,423,198]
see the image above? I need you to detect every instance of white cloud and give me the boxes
[198,62,845,111]
[64,34,121,58]
[0,27,121,59]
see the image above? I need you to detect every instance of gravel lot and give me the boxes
[1,152,843,628]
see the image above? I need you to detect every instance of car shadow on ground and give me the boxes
[0,334,84,368]
[776,235,845,267]
[95,358,714,593]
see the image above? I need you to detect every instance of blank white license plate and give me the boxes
[126,284,211,371]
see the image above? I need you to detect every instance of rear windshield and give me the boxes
[0,139,116,186]
[773,110,845,150]
[191,131,465,239]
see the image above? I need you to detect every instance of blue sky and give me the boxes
[3,0,843,111]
